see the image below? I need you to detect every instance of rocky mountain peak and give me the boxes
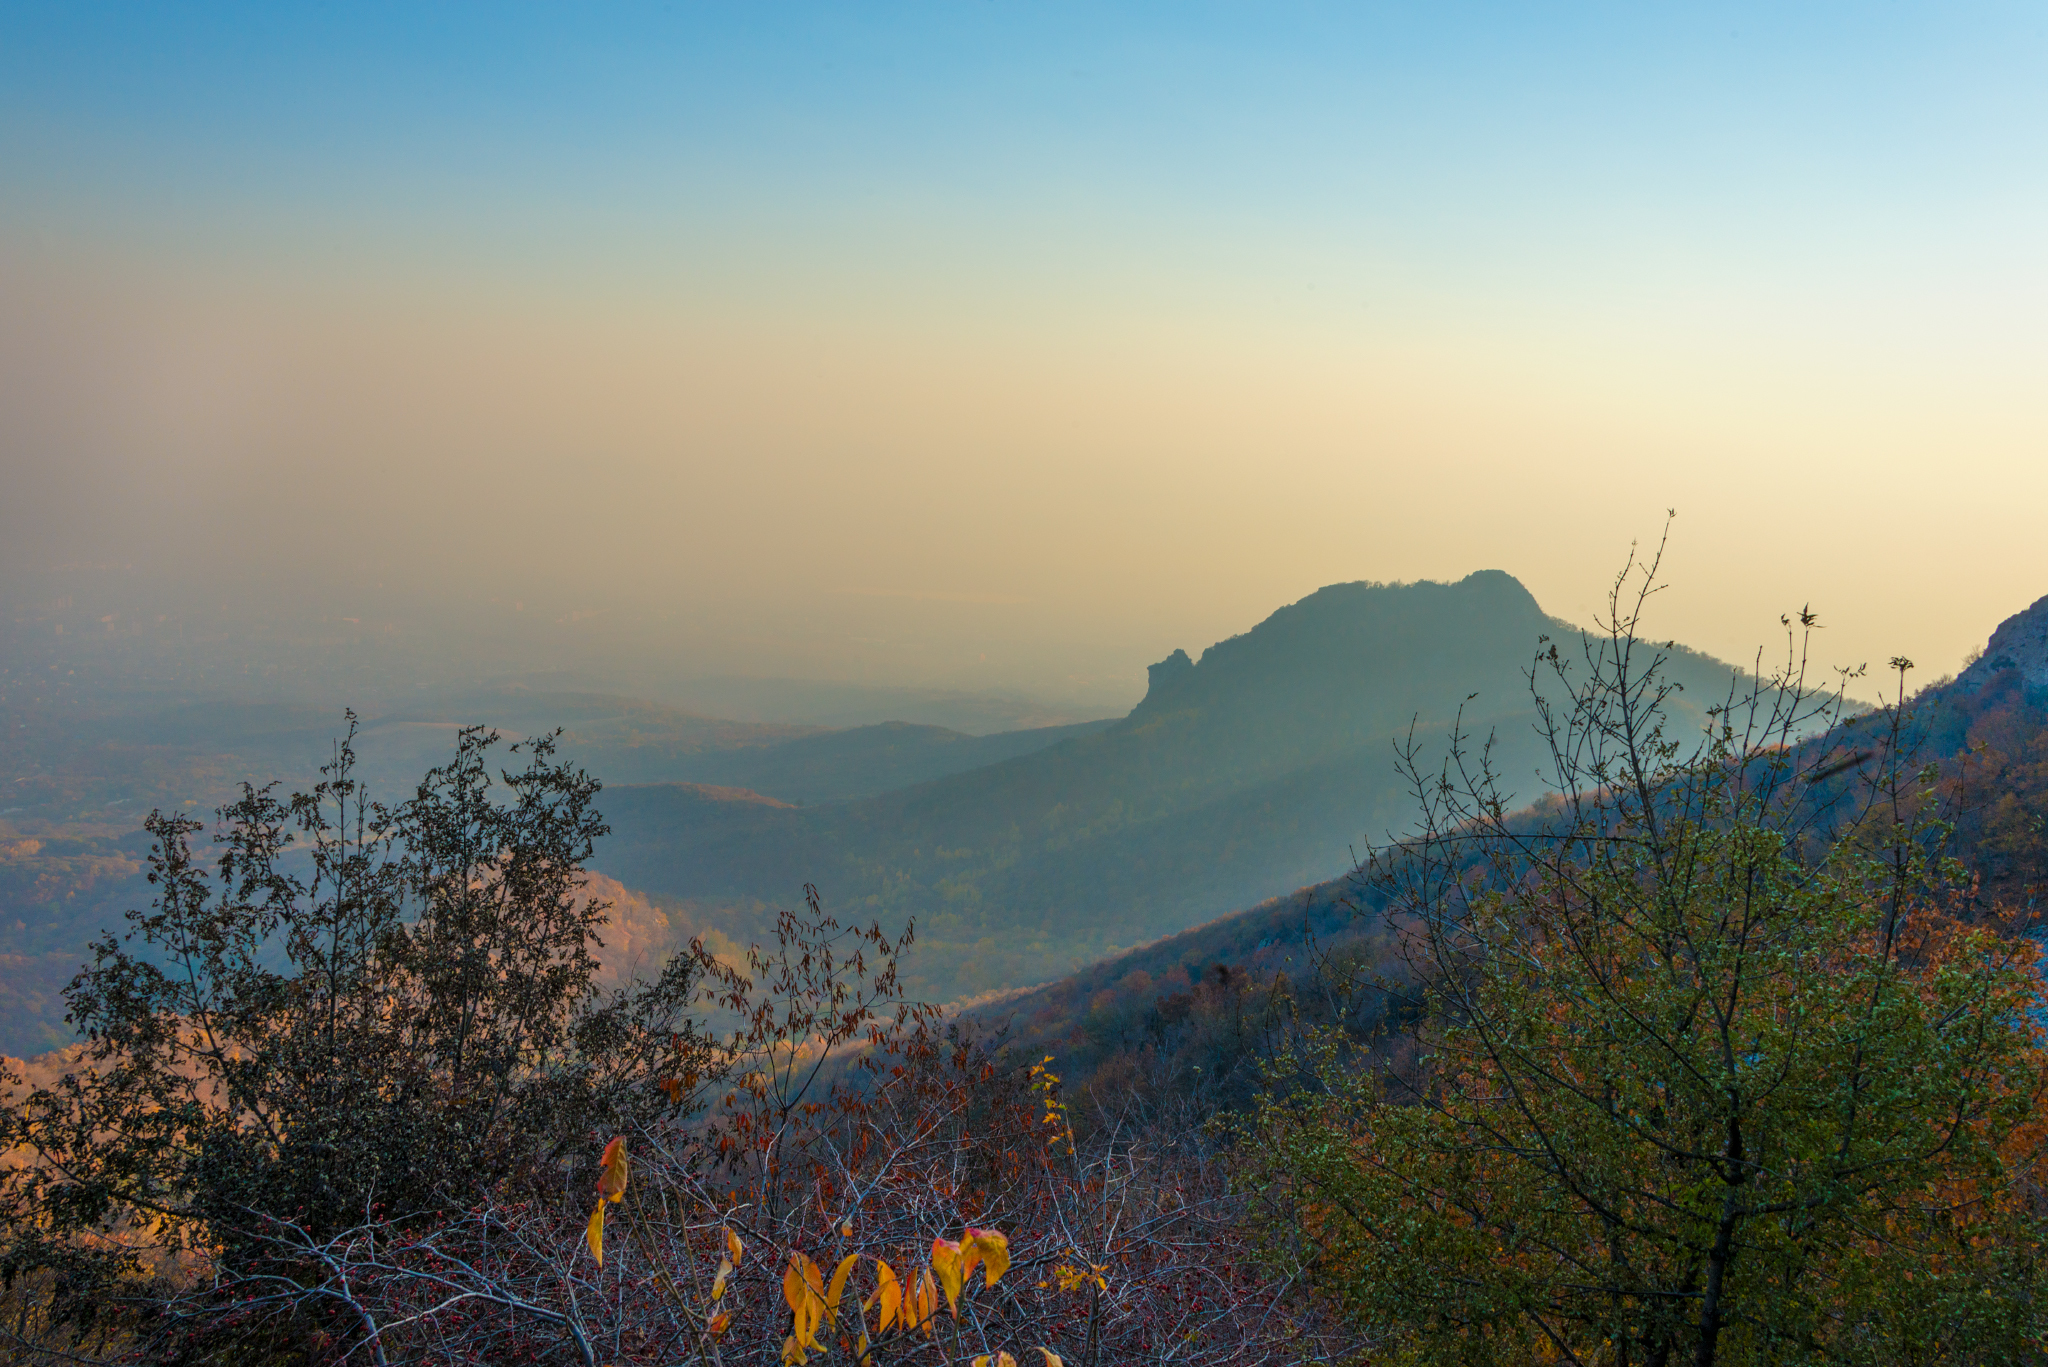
[1960,592,2048,690]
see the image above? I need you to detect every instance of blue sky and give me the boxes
[4,3,2045,696]
[10,4,2038,266]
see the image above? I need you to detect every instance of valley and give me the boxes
[3,568,1788,1052]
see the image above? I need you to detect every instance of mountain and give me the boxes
[1960,591,2048,690]
[0,568,1811,1054]
[972,589,2048,1115]
[595,572,1775,1001]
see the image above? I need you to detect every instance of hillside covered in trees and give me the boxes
[979,593,2048,1129]
[5,569,2043,1365]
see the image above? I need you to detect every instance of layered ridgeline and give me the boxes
[0,684,1102,1057]
[595,571,1777,1002]
[0,571,1785,1053]
[977,589,2048,1116]
[55,687,1106,806]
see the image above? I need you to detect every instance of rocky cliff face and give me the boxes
[1960,593,2048,691]
[1142,648,1197,708]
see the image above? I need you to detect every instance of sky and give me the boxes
[3,2,2045,707]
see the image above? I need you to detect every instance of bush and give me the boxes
[0,719,712,1359]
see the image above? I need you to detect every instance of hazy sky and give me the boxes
[4,3,2045,704]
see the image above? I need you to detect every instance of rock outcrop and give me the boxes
[1959,593,2048,691]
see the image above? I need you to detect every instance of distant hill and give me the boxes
[655,676,1117,735]
[595,571,1777,1002]
[679,719,1117,805]
[0,683,1103,1056]
[106,688,1109,808]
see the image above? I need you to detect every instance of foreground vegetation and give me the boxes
[4,555,2045,1364]
[0,723,1334,1364]
[1240,554,2048,1365]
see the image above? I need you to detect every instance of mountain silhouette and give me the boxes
[595,571,1769,1001]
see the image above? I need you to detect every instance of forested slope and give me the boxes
[974,603,2048,1117]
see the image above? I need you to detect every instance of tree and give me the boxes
[96,890,1351,1365]
[1242,541,2048,1366]
[0,717,713,1357]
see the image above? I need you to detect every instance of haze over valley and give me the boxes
[0,558,1910,1053]
[6,10,2047,1363]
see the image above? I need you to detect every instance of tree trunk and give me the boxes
[1693,1185,1742,1367]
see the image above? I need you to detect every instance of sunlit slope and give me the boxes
[596,571,1769,1001]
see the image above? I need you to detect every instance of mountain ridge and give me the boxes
[594,571,1776,1000]
[970,587,2048,1105]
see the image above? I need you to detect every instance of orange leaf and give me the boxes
[596,1137,629,1203]
[585,1205,605,1265]
[706,1310,731,1338]
[725,1225,745,1266]
[911,1266,939,1336]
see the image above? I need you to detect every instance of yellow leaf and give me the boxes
[930,1237,965,1315]
[872,1258,901,1332]
[596,1137,629,1203]
[910,1266,939,1336]
[784,1254,807,1314]
[826,1253,859,1316]
[785,1252,825,1313]
[1036,1351,1064,1366]
[963,1227,1010,1287]
[785,1252,827,1350]
[711,1258,733,1302]
[585,1204,605,1265]
[781,1334,807,1365]
[726,1225,745,1266]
